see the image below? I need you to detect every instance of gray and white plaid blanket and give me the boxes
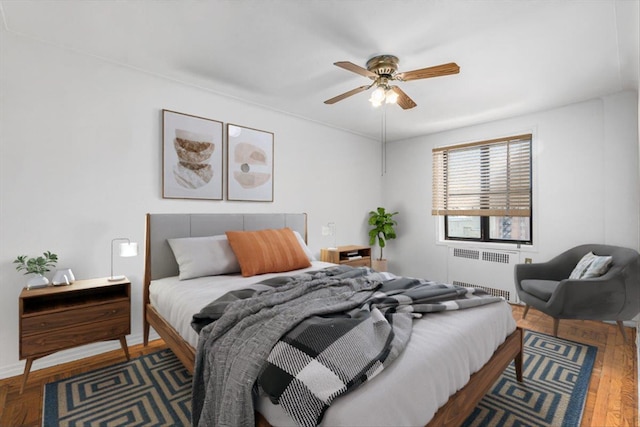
[191,265,503,427]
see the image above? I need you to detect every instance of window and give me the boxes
[432,134,532,244]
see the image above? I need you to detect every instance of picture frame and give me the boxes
[162,109,223,200]
[226,124,274,202]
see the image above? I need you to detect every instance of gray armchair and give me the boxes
[514,244,640,341]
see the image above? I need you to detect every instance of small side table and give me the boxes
[320,245,372,268]
[18,277,131,393]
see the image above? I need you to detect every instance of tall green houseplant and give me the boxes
[368,207,398,261]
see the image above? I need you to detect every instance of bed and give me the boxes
[143,213,523,427]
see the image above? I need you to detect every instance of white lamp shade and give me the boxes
[119,242,138,257]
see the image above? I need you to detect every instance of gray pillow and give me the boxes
[168,235,241,280]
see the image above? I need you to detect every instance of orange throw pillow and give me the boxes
[226,228,311,277]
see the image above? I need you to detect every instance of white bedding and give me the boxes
[150,261,517,427]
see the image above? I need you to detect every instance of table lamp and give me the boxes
[109,238,138,281]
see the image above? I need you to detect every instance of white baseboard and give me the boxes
[0,330,160,380]
[603,320,637,327]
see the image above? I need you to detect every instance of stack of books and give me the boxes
[346,251,362,260]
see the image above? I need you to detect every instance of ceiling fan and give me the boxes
[324,55,459,109]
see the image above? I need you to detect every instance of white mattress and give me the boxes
[150,262,517,426]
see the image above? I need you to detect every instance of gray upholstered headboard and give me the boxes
[144,213,307,282]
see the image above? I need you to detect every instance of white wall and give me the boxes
[0,32,382,377]
[382,91,639,280]
[2,28,638,384]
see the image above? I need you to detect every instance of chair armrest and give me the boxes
[514,259,569,283]
[545,273,627,318]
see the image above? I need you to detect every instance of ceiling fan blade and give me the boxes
[324,85,371,104]
[395,62,460,82]
[390,86,417,109]
[334,61,378,78]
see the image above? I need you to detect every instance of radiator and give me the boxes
[446,247,520,303]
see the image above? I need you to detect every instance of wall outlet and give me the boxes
[525,258,532,264]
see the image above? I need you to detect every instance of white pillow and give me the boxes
[582,255,613,279]
[569,252,596,279]
[293,230,317,261]
[167,235,241,280]
[569,251,613,280]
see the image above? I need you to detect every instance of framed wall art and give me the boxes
[162,109,223,200]
[226,124,274,202]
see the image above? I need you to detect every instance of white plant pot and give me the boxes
[27,274,49,289]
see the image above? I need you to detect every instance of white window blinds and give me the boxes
[432,134,532,217]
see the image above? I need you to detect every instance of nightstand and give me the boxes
[320,245,371,268]
[18,277,131,393]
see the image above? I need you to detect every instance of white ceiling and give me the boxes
[1,0,638,141]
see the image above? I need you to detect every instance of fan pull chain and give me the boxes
[381,105,387,176]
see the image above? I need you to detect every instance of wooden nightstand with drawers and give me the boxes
[18,277,131,393]
[320,245,372,268]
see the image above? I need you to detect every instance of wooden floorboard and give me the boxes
[513,304,638,427]
[0,306,637,426]
[0,340,166,427]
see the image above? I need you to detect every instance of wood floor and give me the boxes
[513,305,638,427]
[0,305,637,426]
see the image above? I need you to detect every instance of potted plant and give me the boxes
[368,207,398,272]
[14,251,58,288]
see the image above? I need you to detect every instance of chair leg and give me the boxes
[616,320,628,343]
[553,318,559,337]
[522,304,530,319]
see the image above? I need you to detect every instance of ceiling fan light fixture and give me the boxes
[370,87,386,104]
[369,86,397,107]
[385,89,398,104]
[327,54,459,110]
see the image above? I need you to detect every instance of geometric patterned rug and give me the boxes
[43,349,191,426]
[462,330,597,427]
[43,330,596,427]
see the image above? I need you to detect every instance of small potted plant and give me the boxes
[368,207,398,272]
[14,251,58,288]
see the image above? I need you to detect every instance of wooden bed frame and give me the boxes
[142,213,524,427]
